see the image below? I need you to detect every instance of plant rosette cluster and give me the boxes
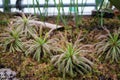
[0,14,57,61]
[51,33,93,78]
[0,28,25,53]
[95,28,120,63]
[24,30,58,62]
[11,13,38,37]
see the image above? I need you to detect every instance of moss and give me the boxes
[0,12,120,79]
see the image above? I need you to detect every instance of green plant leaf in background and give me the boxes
[109,0,120,10]
[3,0,11,12]
[95,0,102,10]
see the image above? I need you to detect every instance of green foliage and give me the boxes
[24,28,56,62]
[95,0,105,10]
[0,20,9,25]
[95,29,120,63]
[109,0,120,10]
[35,0,44,21]
[1,29,24,53]
[95,0,102,10]
[13,13,36,37]
[95,0,111,10]
[51,40,93,78]
[3,0,10,12]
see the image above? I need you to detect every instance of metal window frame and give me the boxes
[0,0,96,14]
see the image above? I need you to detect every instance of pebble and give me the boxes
[0,68,18,80]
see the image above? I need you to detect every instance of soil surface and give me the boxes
[0,12,120,80]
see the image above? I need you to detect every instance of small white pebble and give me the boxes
[0,68,17,80]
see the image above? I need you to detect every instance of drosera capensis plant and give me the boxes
[0,28,25,53]
[95,28,120,63]
[24,27,57,62]
[12,13,37,37]
[51,33,93,78]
